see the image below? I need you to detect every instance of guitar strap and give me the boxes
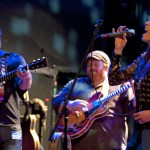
[101,78,109,97]
[93,78,109,101]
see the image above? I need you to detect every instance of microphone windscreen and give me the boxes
[126,29,135,37]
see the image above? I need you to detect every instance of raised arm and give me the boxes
[108,26,142,85]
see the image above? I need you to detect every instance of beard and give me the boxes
[88,71,103,81]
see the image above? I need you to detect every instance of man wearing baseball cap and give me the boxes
[52,50,135,150]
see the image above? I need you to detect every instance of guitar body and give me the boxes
[57,92,109,139]
[22,114,40,150]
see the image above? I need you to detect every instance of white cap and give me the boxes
[86,50,111,66]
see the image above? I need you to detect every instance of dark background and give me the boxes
[0,0,150,149]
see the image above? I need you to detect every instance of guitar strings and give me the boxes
[93,85,133,117]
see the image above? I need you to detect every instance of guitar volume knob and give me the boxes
[73,123,77,127]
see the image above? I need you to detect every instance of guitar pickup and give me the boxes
[93,100,101,107]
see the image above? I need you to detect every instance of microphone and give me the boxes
[97,29,135,38]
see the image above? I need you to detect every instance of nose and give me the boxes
[89,64,96,69]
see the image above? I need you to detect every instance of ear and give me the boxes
[104,65,109,72]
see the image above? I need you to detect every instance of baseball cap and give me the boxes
[86,50,111,66]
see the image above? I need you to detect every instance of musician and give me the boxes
[108,23,150,150]
[52,50,135,150]
[0,27,32,150]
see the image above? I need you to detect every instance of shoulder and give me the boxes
[76,77,89,82]
[66,77,89,86]
[7,52,26,66]
[0,49,8,57]
[75,77,90,85]
[9,52,25,60]
[133,51,146,63]
[0,50,24,60]
[8,52,23,58]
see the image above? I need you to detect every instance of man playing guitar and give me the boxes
[0,27,32,150]
[52,50,135,150]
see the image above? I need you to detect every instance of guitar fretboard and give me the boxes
[93,84,131,107]
[0,70,16,82]
[0,66,27,83]
[0,57,48,83]
[85,84,131,116]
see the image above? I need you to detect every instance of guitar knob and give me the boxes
[67,128,73,132]
[73,123,77,127]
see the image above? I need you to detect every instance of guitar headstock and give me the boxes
[28,57,48,70]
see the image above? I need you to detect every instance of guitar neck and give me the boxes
[102,84,131,102]
[93,84,131,107]
[0,57,48,83]
[0,65,27,83]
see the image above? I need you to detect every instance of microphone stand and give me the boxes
[48,19,103,150]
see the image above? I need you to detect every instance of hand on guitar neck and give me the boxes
[0,57,48,83]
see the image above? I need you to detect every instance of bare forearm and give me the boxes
[114,48,123,55]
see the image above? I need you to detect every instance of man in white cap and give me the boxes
[52,50,135,150]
